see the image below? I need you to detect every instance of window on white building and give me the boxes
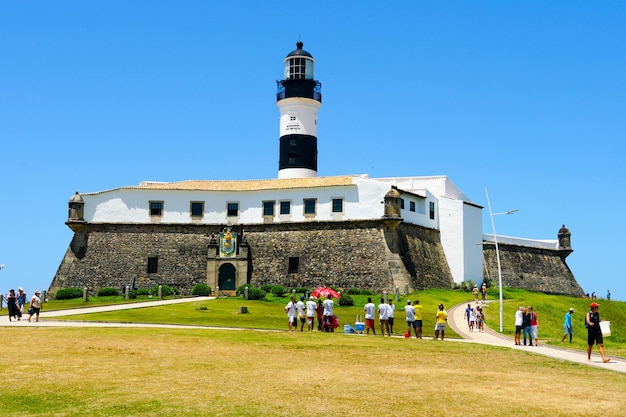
[227,202,239,217]
[263,201,275,216]
[280,201,291,215]
[150,201,163,217]
[303,198,316,215]
[332,198,343,213]
[190,201,204,218]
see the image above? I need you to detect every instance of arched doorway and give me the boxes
[218,263,236,290]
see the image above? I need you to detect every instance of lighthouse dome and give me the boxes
[286,41,313,58]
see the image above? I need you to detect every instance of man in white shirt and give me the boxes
[388,299,396,334]
[296,296,306,332]
[404,300,417,338]
[322,295,334,332]
[378,298,390,336]
[284,296,296,331]
[364,297,376,335]
[305,296,317,331]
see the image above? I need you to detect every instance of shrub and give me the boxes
[247,288,266,300]
[293,287,310,294]
[97,287,120,297]
[346,288,373,295]
[260,284,273,293]
[236,283,255,296]
[149,285,178,297]
[192,283,212,296]
[128,290,138,299]
[55,288,84,300]
[271,285,287,297]
[135,288,150,296]
[338,295,354,306]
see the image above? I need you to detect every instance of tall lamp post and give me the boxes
[485,188,518,333]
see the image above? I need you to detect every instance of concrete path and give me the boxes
[447,300,626,374]
[1,297,214,327]
[2,296,625,373]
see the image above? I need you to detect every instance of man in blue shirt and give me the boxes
[561,308,574,343]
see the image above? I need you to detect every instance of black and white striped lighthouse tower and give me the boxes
[276,41,322,179]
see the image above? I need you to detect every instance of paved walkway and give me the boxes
[2,296,625,373]
[447,300,626,374]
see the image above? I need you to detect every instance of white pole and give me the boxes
[485,188,504,333]
[484,188,518,333]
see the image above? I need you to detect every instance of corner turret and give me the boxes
[66,191,85,232]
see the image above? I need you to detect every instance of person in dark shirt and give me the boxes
[586,302,610,363]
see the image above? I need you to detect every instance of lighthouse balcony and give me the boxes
[276,79,322,102]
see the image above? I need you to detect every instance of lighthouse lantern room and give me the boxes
[277,41,322,179]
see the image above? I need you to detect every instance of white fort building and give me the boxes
[51,42,582,297]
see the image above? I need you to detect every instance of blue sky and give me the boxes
[1,2,624,301]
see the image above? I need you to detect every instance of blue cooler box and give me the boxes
[355,315,365,333]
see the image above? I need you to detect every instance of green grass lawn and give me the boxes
[33,288,626,357]
[17,287,626,357]
[2,288,626,416]
[50,289,476,338]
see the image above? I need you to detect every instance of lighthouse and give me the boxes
[277,41,322,179]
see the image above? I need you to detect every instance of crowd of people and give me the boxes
[279,284,613,364]
[3,287,42,322]
[463,303,485,333]
[284,293,451,340]
[285,294,337,332]
[513,305,539,346]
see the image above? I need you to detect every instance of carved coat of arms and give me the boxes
[219,229,237,257]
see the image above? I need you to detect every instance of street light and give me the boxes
[485,188,518,333]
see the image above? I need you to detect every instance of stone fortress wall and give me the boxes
[481,242,584,297]
[49,221,454,297]
[49,220,581,298]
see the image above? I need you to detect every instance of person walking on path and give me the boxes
[476,306,484,332]
[514,306,524,345]
[529,306,539,346]
[469,307,477,332]
[27,290,42,322]
[387,299,395,334]
[378,298,391,336]
[561,308,574,343]
[481,283,487,304]
[17,288,27,314]
[404,300,417,338]
[472,286,479,303]
[586,302,610,363]
[364,297,376,335]
[7,289,21,321]
[464,304,472,330]
[434,304,447,340]
[414,300,423,339]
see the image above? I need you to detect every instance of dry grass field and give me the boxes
[2,326,625,416]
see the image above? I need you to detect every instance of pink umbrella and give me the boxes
[311,286,341,299]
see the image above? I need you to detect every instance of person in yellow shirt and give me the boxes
[434,304,448,340]
[413,300,423,339]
